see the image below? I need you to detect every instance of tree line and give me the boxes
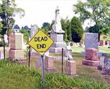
[0,0,110,44]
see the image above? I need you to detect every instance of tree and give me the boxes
[41,22,51,32]
[0,0,24,59]
[61,18,71,42]
[71,17,83,43]
[0,0,24,34]
[20,28,30,43]
[23,25,30,30]
[74,0,110,39]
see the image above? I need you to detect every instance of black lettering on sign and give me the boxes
[37,44,46,49]
[34,36,48,42]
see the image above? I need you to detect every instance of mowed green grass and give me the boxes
[72,46,110,58]
[72,46,110,53]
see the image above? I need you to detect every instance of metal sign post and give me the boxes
[41,55,45,80]
[28,30,54,81]
[28,46,31,67]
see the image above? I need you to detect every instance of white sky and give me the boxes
[15,0,78,27]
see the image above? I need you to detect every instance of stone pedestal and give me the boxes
[66,60,76,75]
[82,48,99,66]
[49,32,66,54]
[82,60,99,66]
[9,50,25,60]
[45,56,54,72]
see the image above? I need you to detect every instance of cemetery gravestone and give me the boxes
[48,7,76,75]
[82,33,99,66]
[66,60,76,75]
[9,33,25,60]
[0,51,3,60]
[49,7,66,54]
[104,59,110,74]
[85,33,98,49]
[98,54,110,75]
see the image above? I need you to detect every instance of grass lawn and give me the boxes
[72,46,110,57]
[71,46,110,85]
[0,60,110,89]
[0,46,110,89]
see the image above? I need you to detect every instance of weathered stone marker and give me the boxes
[9,33,25,60]
[66,60,76,75]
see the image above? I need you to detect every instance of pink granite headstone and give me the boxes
[66,60,76,75]
[82,48,99,66]
[45,56,54,72]
[83,33,99,66]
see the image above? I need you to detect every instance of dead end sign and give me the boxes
[28,30,54,55]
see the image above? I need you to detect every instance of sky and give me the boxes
[15,0,78,28]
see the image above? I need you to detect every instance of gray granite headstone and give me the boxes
[85,33,98,49]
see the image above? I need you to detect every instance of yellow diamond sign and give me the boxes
[28,30,54,55]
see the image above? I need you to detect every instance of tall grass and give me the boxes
[0,60,110,89]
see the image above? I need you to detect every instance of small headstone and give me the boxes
[104,59,110,73]
[66,60,76,75]
[0,51,3,60]
[45,56,54,72]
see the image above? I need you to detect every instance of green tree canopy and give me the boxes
[0,0,25,35]
[20,28,30,42]
[41,22,51,32]
[74,0,110,34]
[61,18,71,42]
[71,17,83,43]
